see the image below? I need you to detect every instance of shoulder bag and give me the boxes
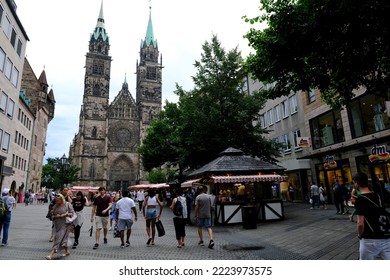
[65,202,77,224]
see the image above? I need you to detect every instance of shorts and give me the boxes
[197,217,212,228]
[95,216,109,230]
[117,219,134,231]
[146,208,157,219]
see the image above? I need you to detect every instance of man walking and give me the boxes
[136,189,145,213]
[354,172,390,260]
[91,187,112,249]
[194,185,214,249]
[0,189,16,246]
[310,182,320,209]
[115,189,137,248]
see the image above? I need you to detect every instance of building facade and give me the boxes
[0,0,29,194]
[254,77,390,204]
[69,5,162,190]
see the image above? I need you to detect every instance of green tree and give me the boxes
[41,157,80,190]
[147,169,167,184]
[139,35,281,176]
[244,0,390,108]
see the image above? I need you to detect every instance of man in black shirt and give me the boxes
[354,172,390,260]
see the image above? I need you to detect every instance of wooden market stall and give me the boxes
[187,147,287,225]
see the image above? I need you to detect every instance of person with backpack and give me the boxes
[0,189,16,246]
[354,172,390,260]
[170,188,187,248]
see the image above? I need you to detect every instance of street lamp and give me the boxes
[56,154,70,188]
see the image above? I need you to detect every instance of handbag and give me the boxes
[65,202,77,224]
[155,220,165,237]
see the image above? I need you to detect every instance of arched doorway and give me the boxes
[109,155,137,191]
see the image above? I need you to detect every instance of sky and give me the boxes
[14,0,262,162]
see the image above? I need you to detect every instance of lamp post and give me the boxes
[56,154,70,188]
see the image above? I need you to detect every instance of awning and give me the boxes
[181,179,200,188]
[211,174,287,184]
[129,183,169,189]
[70,186,99,193]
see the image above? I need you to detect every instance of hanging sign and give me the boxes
[368,144,390,162]
[297,137,311,147]
[323,155,337,169]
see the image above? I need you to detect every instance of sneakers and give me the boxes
[146,238,152,246]
[93,243,99,250]
[108,227,112,231]
[104,238,108,244]
[1,243,7,247]
[120,243,125,248]
[208,240,215,249]
[198,240,204,246]
[126,241,130,247]
[72,241,78,249]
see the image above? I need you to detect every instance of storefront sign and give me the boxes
[323,155,337,169]
[297,137,311,147]
[368,144,390,162]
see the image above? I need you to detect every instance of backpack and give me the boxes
[0,198,7,219]
[173,197,183,217]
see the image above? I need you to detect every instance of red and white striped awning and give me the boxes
[211,174,287,184]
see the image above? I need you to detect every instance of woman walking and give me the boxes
[142,188,163,246]
[170,189,187,248]
[71,191,89,249]
[45,193,74,260]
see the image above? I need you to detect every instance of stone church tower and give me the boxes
[69,3,162,190]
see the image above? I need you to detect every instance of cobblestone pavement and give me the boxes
[0,201,359,260]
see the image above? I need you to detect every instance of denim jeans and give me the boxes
[0,211,11,244]
[359,238,390,260]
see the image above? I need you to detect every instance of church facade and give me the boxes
[69,4,162,190]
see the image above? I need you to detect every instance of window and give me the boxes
[10,28,16,47]
[267,109,274,126]
[2,16,11,38]
[282,100,289,118]
[289,94,298,114]
[309,109,345,149]
[0,5,4,25]
[92,61,104,75]
[293,129,302,151]
[283,133,291,152]
[11,66,18,87]
[16,39,22,57]
[146,66,157,80]
[274,104,281,122]
[1,131,10,152]
[348,92,390,138]
[259,114,266,128]
[7,98,14,118]
[0,129,2,148]
[5,58,12,79]
[308,89,316,103]
[0,47,5,71]
[0,91,7,112]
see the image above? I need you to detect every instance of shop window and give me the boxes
[348,92,390,138]
[309,109,345,149]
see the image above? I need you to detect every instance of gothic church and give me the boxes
[69,3,162,190]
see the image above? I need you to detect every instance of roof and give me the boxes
[210,175,287,184]
[189,147,285,177]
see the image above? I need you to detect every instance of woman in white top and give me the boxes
[142,188,162,246]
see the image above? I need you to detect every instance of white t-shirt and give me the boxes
[137,191,145,201]
[116,197,136,220]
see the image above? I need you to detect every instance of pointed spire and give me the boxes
[122,73,128,90]
[141,7,157,48]
[91,0,109,43]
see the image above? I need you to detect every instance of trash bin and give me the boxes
[241,206,257,229]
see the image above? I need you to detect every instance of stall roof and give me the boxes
[129,183,169,189]
[210,174,287,184]
[70,186,99,193]
[181,179,200,188]
[189,147,285,177]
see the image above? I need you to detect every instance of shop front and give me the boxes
[187,147,287,226]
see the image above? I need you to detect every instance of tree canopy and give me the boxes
[139,35,281,177]
[41,157,80,190]
[244,0,390,108]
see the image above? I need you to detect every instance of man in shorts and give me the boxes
[91,187,112,249]
[115,189,137,248]
[194,185,214,249]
